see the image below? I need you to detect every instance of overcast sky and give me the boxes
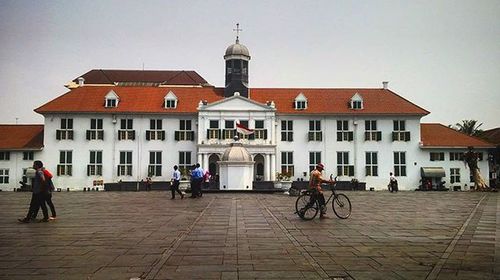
[0,0,498,129]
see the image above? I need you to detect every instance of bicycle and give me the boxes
[295,175,352,220]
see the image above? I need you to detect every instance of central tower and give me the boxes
[224,23,251,98]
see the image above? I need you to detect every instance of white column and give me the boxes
[203,153,209,170]
[264,154,270,181]
[271,153,276,181]
[197,153,202,165]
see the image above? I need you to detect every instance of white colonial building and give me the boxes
[0,37,493,191]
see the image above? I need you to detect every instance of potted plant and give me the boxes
[275,171,293,191]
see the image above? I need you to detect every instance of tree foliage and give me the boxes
[450,120,483,136]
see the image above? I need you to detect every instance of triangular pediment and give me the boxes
[201,95,274,111]
[351,92,363,101]
[105,90,119,99]
[164,90,177,100]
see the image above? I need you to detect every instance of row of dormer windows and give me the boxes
[104,90,178,109]
[293,93,364,110]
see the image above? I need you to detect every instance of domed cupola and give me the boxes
[224,23,251,98]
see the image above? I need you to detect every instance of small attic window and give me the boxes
[350,93,363,110]
[164,91,178,109]
[104,90,119,108]
[294,93,308,110]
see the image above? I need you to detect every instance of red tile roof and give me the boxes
[35,86,429,115]
[480,128,500,145]
[0,125,44,150]
[250,88,429,115]
[420,123,493,148]
[73,69,209,86]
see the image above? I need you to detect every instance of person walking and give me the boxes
[39,167,56,220]
[308,163,334,219]
[190,163,204,198]
[18,160,49,223]
[389,172,398,192]
[170,165,184,199]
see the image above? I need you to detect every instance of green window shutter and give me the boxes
[348,132,354,141]
[364,132,369,141]
[86,130,91,140]
[405,131,411,142]
[337,166,342,176]
[376,131,382,141]
[349,166,354,176]
[337,132,342,141]
[264,129,268,140]
[146,131,151,141]
[68,130,74,140]
[56,130,61,140]
[392,132,397,141]
[175,131,180,141]
[308,132,314,141]
[189,131,195,141]
[161,131,165,140]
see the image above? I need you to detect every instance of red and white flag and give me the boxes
[236,122,254,135]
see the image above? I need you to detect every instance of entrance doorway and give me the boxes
[254,154,264,181]
[209,154,220,183]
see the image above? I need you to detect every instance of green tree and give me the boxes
[451,120,483,136]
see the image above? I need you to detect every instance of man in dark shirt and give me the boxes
[18,160,49,223]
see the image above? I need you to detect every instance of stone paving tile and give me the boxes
[0,191,498,279]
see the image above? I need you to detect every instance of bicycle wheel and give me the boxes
[332,193,351,219]
[295,193,319,220]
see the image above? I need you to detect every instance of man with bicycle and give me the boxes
[309,163,334,219]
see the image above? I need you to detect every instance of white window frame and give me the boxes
[0,152,10,161]
[88,150,103,176]
[118,151,133,176]
[394,151,406,177]
[430,152,445,161]
[337,120,353,141]
[450,152,464,161]
[309,120,322,141]
[58,150,73,176]
[164,91,178,109]
[178,120,194,141]
[179,151,192,175]
[281,152,294,177]
[105,90,119,108]
[0,169,9,184]
[309,152,321,172]
[88,118,104,140]
[337,152,353,176]
[450,168,460,184]
[294,93,308,110]
[366,152,378,176]
[281,120,293,141]
[350,93,363,110]
[148,151,162,177]
[23,151,34,161]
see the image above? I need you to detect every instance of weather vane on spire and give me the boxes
[233,23,242,43]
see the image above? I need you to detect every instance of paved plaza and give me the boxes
[0,191,498,280]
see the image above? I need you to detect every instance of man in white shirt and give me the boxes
[170,165,184,199]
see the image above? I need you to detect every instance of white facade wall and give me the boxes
[7,109,488,191]
[0,150,42,191]
[276,115,423,190]
[417,148,490,190]
[42,113,197,190]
